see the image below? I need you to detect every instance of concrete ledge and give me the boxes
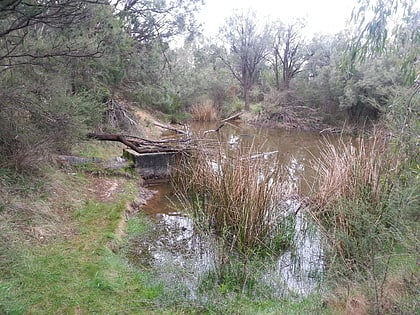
[123,149,180,179]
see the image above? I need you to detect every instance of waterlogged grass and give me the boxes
[172,142,288,252]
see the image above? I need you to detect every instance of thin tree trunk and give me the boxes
[275,53,280,91]
[244,85,250,111]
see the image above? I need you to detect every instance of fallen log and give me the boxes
[87,133,143,153]
[86,132,190,154]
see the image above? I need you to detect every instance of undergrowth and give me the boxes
[309,128,419,314]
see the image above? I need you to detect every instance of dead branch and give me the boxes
[86,132,190,154]
[152,121,187,135]
[222,111,243,122]
[203,123,225,135]
[87,133,144,153]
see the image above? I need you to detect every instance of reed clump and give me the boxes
[309,130,400,269]
[190,99,219,121]
[172,143,287,252]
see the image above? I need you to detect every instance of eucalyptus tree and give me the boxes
[114,0,204,115]
[117,0,203,44]
[217,10,271,110]
[0,0,112,68]
[271,20,310,91]
[347,0,418,82]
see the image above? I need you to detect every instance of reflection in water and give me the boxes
[131,124,333,298]
[262,200,324,296]
[133,212,218,300]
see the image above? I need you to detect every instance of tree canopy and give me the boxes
[0,0,418,169]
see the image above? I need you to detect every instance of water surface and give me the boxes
[130,122,337,298]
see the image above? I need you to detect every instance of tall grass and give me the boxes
[311,132,395,209]
[190,99,219,121]
[308,129,420,313]
[172,142,288,252]
[309,130,399,268]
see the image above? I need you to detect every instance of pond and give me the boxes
[128,122,338,300]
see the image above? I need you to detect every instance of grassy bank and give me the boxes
[0,167,165,314]
[0,143,326,314]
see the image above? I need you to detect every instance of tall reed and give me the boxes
[309,129,400,270]
[189,99,219,121]
[172,142,287,252]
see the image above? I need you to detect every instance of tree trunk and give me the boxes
[275,53,280,91]
[244,85,250,111]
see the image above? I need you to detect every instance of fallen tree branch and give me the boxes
[86,132,190,154]
[222,111,243,123]
[87,133,143,153]
[152,121,187,135]
[203,123,225,135]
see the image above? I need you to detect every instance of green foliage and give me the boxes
[348,0,417,61]
[0,68,104,169]
[387,85,420,158]
[310,128,419,312]
[345,0,419,86]
[338,55,402,121]
[0,1,110,67]
[119,0,202,43]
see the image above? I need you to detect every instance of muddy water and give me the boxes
[131,122,336,299]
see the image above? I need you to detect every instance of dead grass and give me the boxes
[328,287,369,315]
[308,130,398,239]
[190,99,219,121]
[310,131,394,211]
[172,141,287,251]
[308,128,403,269]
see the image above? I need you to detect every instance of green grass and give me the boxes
[1,168,326,314]
[71,141,124,159]
[0,185,166,315]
